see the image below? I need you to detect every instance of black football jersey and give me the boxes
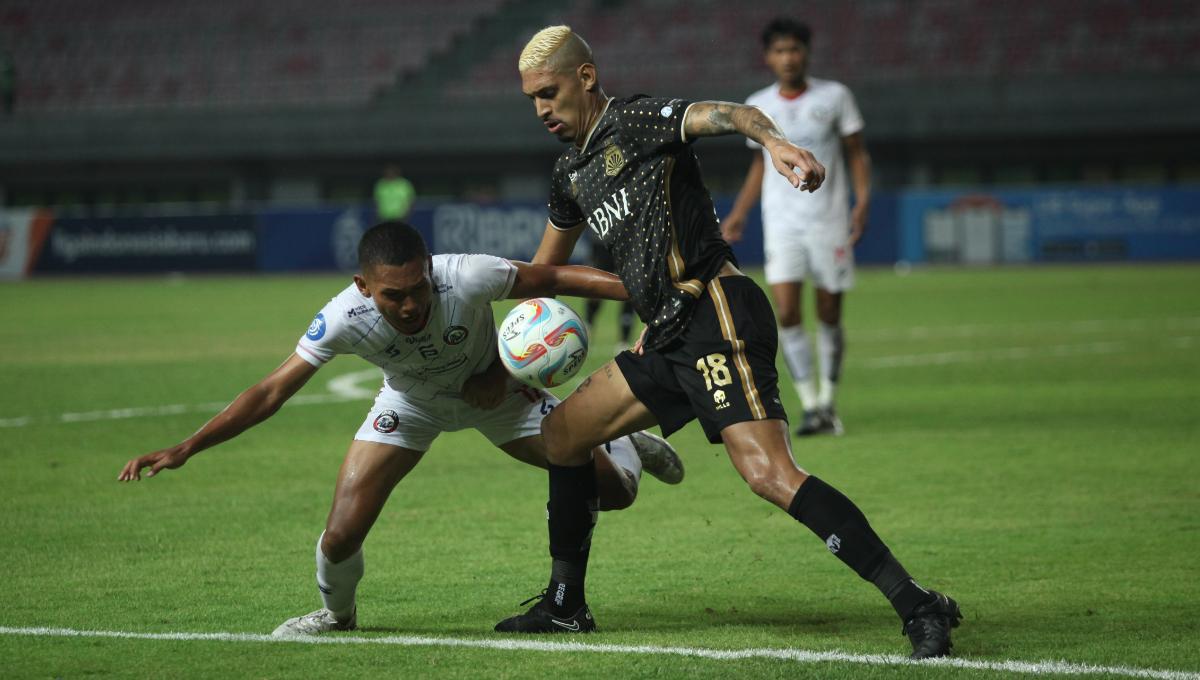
[547,95,735,350]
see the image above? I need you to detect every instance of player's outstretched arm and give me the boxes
[531,220,585,266]
[684,101,826,193]
[117,354,319,481]
[507,260,628,301]
[722,152,765,243]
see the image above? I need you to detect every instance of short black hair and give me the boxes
[357,221,429,269]
[761,17,811,50]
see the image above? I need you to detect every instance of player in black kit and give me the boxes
[495,26,962,659]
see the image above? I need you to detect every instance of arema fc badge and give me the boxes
[604,144,626,176]
[373,409,399,434]
[443,325,469,345]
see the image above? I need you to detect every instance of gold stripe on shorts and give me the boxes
[706,278,766,420]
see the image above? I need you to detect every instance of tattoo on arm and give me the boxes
[688,102,788,146]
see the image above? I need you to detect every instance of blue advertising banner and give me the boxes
[35,214,257,273]
[899,188,1200,264]
[31,199,894,275]
[256,206,377,272]
[416,201,593,264]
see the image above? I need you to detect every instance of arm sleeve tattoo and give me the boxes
[685,101,788,146]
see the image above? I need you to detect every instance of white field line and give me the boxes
[853,316,1200,342]
[0,626,1196,680]
[2,330,1196,429]
[0,369,381,429]
[861,340,1125,368]
[860,336,1197,369]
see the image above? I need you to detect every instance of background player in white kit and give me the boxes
[722,18,872,436]
[118,221,683,636]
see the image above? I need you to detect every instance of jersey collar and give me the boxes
[776,78,811,101]
[579,96,613,154]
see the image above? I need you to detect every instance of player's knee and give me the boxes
[777,309,802,328]
[321,525,364,562]
[743,471,795,509]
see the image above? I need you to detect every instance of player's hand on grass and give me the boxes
[766,141,825,193]
[462,364,508,410]
[118,445,190,481]
[850,202,869,246]
[720,212,746,243]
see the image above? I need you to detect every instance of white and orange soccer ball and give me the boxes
[497,298,589,388]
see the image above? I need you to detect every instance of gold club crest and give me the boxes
[604,144,626,176]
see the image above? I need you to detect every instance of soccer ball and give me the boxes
[498,298,589,388]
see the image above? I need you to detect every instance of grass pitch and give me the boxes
[1,264,1198,678]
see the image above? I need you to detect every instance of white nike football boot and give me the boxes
[629,430,684,484]
[271,608,356,637]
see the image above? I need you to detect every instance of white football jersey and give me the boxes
[296,253,518,401]
[745,77,864,238]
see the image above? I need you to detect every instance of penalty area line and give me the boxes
[1,626,1197,680]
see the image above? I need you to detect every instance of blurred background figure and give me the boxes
[724,18,871,437]
[374,164,415,221]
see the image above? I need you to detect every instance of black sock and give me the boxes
[546,460,597,614]
[787,476,933,619]
[872,553,935,620]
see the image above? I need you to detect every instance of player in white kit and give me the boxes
[118,221,683,636]
[722,18,872,436]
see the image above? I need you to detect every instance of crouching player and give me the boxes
[118,221,683,636]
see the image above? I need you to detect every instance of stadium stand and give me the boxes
[0,0,505,111]
[452,0,1200,100]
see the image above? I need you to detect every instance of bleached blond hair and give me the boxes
[518,25,593,72]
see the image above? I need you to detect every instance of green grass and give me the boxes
[2,264,1198,678]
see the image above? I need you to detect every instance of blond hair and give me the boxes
[518,25,593,72]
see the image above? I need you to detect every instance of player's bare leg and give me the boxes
[814,287,845,434]
[721,419,960,658]
[495,360,658,633]
[543,360,659,465]
[720,418,808,508]
[273,440,424,637]
[772,280,822,434]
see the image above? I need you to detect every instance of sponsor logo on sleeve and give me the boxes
[373,409,400,434]
[443,325,469,345]
[346,304,372,319]
[306,313,326,340]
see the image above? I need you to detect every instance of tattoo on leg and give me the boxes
[576,376,594,392]
[604,364,614,381]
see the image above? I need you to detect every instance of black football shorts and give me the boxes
[615,275,787,443]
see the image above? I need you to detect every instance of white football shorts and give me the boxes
[763,224,856,291]
[353,379,558,452]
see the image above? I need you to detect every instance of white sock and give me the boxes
[606,436,643,482]
[779,324,817,410]
[816,322,845,409]
[315,532,363,622]
[818,377,837,410]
